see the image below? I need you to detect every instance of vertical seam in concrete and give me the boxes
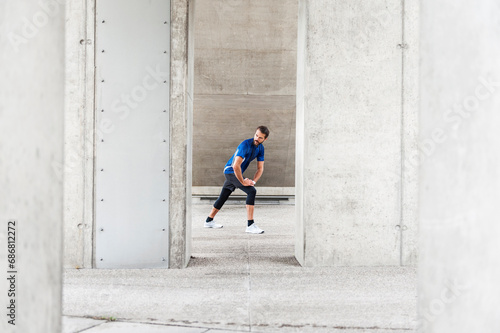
[169,0,173,268]
[246,235,252,331]
[182,0,187,268]
[399,0,406,267]
[284,103,295,186]
[298,0,308,267]
[185,0,192,269]
[168,0,177,268]
[183,0,191,269]
[82,0,89,268]
[90,0,97,268]
[169,0,188,269]
[181,0,188,269]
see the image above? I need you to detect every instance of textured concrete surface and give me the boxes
[64,0,95,269]
[63,0,417,269]
[63,316,106,333]
[193,95,296,189]
[193,0,297,97]
[0,1,65,332]
[193,186,295,198]
[62,317,217,333]
[418,1,500,332]
[169,0,192,268]
[63,204,417,332]
[63,0,191,269]
[295,0,419,266]
[400,0,420,266]
[192,0,297,190]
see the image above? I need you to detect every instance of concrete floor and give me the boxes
[63,202,417,332]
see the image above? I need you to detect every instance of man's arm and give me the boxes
[233,156,254,186]
[252,161,264,184]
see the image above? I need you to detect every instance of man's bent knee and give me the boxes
[246,187,257,205]
[214,188,232,210]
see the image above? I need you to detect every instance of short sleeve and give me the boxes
[235,141,248,158]
[257,146,265,162]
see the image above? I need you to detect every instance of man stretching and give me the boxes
[204,126,269,234]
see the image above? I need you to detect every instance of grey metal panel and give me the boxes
[94,0,170,268]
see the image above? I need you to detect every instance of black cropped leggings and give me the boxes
[214,173,257,209]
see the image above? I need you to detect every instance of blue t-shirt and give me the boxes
[224,138,265,174]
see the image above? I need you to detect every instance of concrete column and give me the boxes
[0,0,65,332]
[418,1,500,331]
[64,0,94,269]
[62,0,191,269]
[296,0,419,266]
[169,0,192,268]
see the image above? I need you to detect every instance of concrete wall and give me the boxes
[418,0,500,331]
[192,0,297,191]
[63,0,418,269]
[0,0,65,331]
[64,0,191,268]
[169,0,192,268]
[296,0,419,266]
[64,0,95,269]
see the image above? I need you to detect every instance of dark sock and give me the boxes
[247,220,254,227]
[206,217,213,223]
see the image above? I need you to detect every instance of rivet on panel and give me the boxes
[163,110,166,112]
[163,80,167,83]
[162,169,166,172]
[162,257,166,261]
[101,198,104,201]
[100,258,103,261]
[164,51,167,54]
[102,49,105,53]
[102,20,105,23]
[162,229,165,231]
[101,169,104,171]
[101,109,104,112]
[100,228,104,231]
[163,140,166,142]
[162,199,166,202]
[101,80,105,82]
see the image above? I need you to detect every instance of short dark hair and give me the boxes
[256,125,270,138]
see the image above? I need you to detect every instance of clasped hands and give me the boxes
[243,178,256,186]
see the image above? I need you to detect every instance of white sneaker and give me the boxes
[245,224,264,234]
[204,220,223,228]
